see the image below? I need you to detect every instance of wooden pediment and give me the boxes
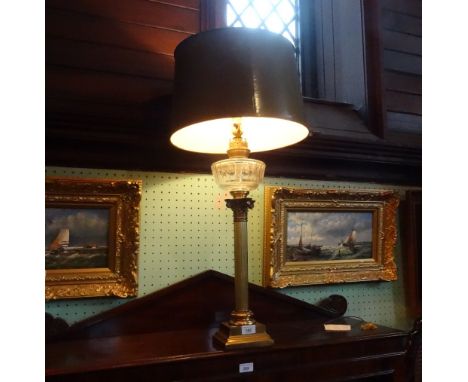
[49,270,343,342]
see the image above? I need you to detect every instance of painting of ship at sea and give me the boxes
[341,229,357,252]
[48,228,70,252]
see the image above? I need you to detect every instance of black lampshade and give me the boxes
[170,27,309,154]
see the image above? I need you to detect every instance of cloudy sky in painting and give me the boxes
[45,208,109,248]
[287,212,372,246]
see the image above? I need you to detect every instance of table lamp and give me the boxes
[170,28,309,349]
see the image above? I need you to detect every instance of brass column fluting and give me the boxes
[226,196,255,326]
[213,191,274,349]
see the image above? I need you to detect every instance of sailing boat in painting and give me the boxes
[286,212,373,262]
[45,208,110,269]
[48,228,70,252]
[289,223,323,261]
[45,226,108,269]
[341,229,357,253]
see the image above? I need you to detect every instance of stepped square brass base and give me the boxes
[213,321,274,350]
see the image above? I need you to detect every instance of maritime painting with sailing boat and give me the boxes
[45,208,110,269]
[286,211,373,262]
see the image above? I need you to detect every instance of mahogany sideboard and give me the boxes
[46,270,413,381]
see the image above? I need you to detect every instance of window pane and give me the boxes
[241,6,262,28]
[265,12,285,34]
[277,0,295,24]
[226,4,238,26]
[226,0,298,47]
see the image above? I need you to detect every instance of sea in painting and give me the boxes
[45,208,110,269]
[286,211,373,262]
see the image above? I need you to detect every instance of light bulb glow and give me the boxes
[170,117,308,154]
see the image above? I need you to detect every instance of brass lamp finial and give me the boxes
[227,120,250,159]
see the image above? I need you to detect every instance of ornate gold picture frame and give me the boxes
[263,187,399,287]
[45,177,142,300]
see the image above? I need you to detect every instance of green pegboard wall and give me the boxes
[45,167,418,330]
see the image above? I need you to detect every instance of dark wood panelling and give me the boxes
[384,71,421,95]
[46,135,422,186]
[46,8,192,56]
[382,9,421,36]
[382,0,421,17]
[45,1,188,168]
[386,90,421,115]
[152,0,199,9]
[383,50,421,75]
[47,38,174,80]
[383,29,421,55]
[47,98,148,125]
[47,66,173,103]
[402,191,422,319]
[386,112,421,134]
[381,0,421,138]
[200,0,226,31]
[46,0,199,32]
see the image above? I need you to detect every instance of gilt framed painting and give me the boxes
[263,187,399,287]
[45,177,142,300]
